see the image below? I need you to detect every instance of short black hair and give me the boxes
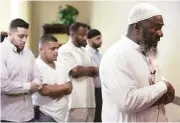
[87,29,101,39]
[69,22,89,35]
[9,18,29,30]
[39,34,58,45]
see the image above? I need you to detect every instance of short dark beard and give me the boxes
[92,43,100,49]
[81,41,87,47]
[14,44,24,53]
[16,48,23,53]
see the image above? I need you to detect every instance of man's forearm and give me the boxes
[151,91,175,107]
[70,66,97,78]
[39,84,68,96]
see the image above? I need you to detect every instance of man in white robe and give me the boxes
[32,35,72,122]
[57,22,98,122]
[100,3,175,122]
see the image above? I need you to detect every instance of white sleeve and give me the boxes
[57,48,78,72]
[63,67,71,83]
[31,53,42,85]
[101,56,167,114]
[0,47,30,94]
[57,65,71,84]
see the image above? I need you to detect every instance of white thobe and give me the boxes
[32,57,70,122]
[57,41,95,109]
[99,35,168,122]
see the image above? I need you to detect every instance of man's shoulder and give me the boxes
[55,61,68,71]
[102,39,135,62]
[35,57,47,68]
[23,47,35,56]
[58,43,75,57]
[0,43,3,50]
[35,57,41,63]
[0,41,9,51]
[58,42,70,50]
[0,41,5,47]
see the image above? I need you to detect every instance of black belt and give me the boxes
[34,105,40,120]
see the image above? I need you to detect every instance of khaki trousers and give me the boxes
[66,108,95,122]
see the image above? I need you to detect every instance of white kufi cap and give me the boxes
[128,3,162,24]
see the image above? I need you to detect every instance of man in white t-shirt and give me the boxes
[32,35,72,122]
[57,22,98,122]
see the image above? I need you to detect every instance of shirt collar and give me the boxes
[86,45,98,54]
[67,39,85,50]
[37,56,48,66]
[67,39,75,48]
[121,35,140,51]
[4,37,24,54]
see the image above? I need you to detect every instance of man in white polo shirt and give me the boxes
[33,35,72,122]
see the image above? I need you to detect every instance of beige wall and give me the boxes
[0,0,11,31]
[1,1,92,54]
[31,1,92,56]
[0,0,32,48]
[10,0,32,48]
[89,1,180,121]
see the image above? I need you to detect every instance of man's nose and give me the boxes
[158,30,163,37]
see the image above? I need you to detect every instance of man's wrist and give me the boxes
[39,84,45,90]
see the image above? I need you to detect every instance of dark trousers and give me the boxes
[94,88,102,122]
[35,111,56,122]
[34,106,56,122]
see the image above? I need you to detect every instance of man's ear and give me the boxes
[134,23,142,34]
[39,46,44,52]
[86,39,92,45]
[7,31,13,41]
[70,31,75,36]
[134,23,141,29]
[86,39,90,43]
[8,31,12,36]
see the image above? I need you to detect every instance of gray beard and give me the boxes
[139,42,158,58]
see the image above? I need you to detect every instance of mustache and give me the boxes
[20,42,25,46]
